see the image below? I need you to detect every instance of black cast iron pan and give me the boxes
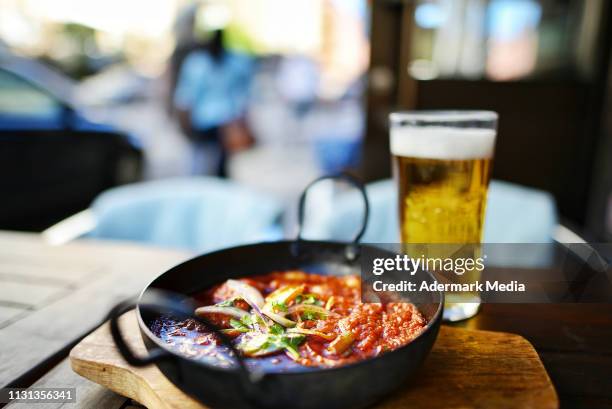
[108,174,444,409]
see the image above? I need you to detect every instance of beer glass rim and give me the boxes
[390,110,498,124]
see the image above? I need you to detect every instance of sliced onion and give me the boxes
[194,306,249,319]
[287,327,336,341]
[225,279,269,328]
[249,303,271,330]
[262,307,296,327]
[226,279,265,308]
[287,304,338,318]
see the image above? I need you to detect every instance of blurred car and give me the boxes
[0,54,144,231]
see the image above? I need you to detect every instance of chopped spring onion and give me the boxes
[288,304,337,319]
[287,327,336,341]
[264,285,304,308]
[237,333,283,357]
[327,332,355,354]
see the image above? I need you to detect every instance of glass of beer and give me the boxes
[390,111,497,321]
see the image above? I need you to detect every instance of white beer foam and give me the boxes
[390,126,496,160]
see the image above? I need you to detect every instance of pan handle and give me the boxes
[107,290,262,384]
[108,298,172,366]
[296,173,370,251]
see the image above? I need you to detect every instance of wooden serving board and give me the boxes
[70,311,558,409]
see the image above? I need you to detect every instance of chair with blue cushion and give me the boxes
[44,177,284,253]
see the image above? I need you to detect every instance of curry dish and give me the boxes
[152,271,427,369]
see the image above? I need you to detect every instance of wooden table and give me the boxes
[0,231,610,409]
[0,231,190,409]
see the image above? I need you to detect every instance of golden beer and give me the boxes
[395,156,492,244]
[390,112,497,321]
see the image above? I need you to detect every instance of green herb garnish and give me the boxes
[272,334,305,359]
[301,311,321,321]
[236,332,306,360]
[300,294,323,306]
[271,300,288,313]
[229,318,250,332]
[240,314,253,326]
[279,334,306,360]
[269,323,285,335]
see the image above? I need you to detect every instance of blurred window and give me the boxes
[409,0,599,81]
[0,69,61,118]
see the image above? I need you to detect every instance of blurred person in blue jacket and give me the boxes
[174,6,255,177]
